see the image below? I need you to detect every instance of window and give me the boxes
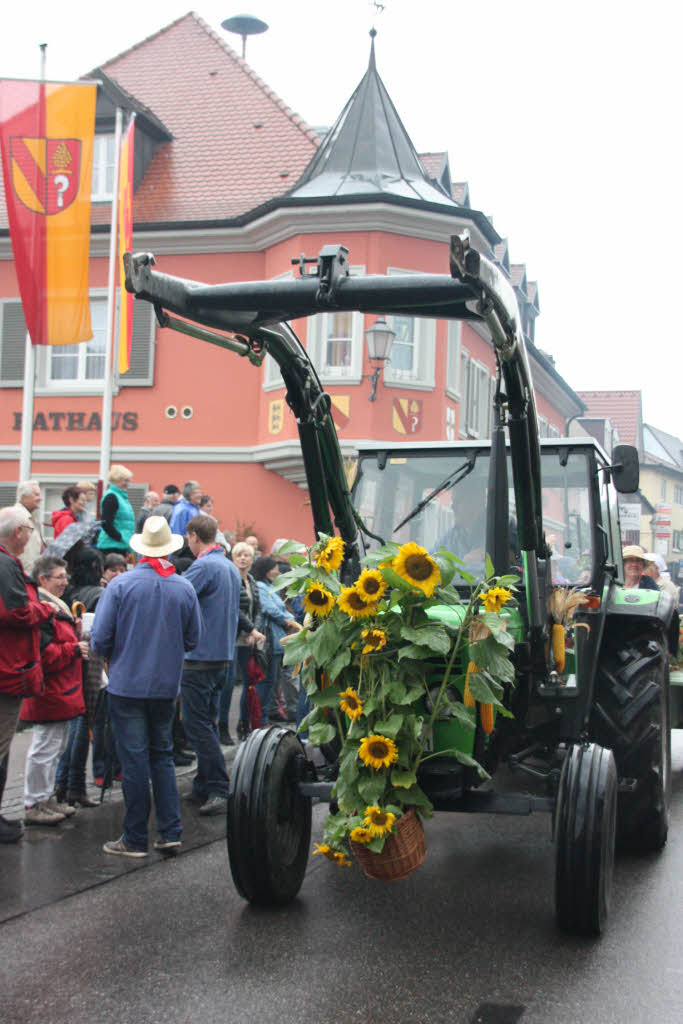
[673,530,682,552]
[92,134,115,200]
[445,321,461,399]
[674,485,683,505]
[325,310,353,370]
[49,299,107,385]
[460,356,490,438]
[382,268,435,390]
[661,479,667,501]
[389,316,416,374]
[304,266,365,383]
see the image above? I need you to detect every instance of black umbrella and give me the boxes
[44,519,100,559]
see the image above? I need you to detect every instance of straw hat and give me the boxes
[622,544,647,562]
[130,515,184,558]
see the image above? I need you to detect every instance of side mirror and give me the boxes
[612,444,639,493]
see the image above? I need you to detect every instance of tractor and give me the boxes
[124,235,678,934]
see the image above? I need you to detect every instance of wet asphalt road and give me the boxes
[1,733,682,1024]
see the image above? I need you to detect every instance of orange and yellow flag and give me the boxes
[117,115,135,374]
[0,79,96,345]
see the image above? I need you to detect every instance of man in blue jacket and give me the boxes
[180,514,241,816]
[90,516,201,857]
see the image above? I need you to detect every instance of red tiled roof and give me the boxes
[577,390,643,448]
[510,263,527,290]
[0,12,320,230]
[452,182,469,205]
[419,152,447,178]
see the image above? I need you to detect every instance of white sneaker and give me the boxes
[46,795,77,818]
[24,801,65,826]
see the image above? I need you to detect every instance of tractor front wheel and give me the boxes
[227,727,312,906]
[554,742,617,935]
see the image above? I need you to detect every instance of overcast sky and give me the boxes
[1,0,680,439]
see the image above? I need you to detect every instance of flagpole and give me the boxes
[98,105,123,488]
[18,43,47,482]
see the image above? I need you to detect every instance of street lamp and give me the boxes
[364,317,395,402]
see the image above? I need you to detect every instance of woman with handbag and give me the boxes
[217,542,266,742]
[252,556,301,725]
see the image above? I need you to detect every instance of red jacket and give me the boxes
[0,544,52,696]
[51,507,77,537]
[21,600,85,723]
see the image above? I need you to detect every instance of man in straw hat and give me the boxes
[622,544,659,591]
[90,516,201,857]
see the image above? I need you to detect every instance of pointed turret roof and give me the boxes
[289,31,458,207]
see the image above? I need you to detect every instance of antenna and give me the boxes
[221,14,269,61]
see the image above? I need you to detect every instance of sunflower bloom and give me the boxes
[350,826,373,845]
[303,583,335,618]
[361,627,387,656]
[393,542,441,597]
[363,805,397,837]
[358,734,399,771]
[339,687,364,721]
[314,536,345,573]
[337,586,378,620]
[333,851,352,867]
[479,586,513,614]
[312,843,336,861]
[356,568,387,603]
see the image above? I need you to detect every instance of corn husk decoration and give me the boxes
[547,587,589,672]
[466,618,501,734]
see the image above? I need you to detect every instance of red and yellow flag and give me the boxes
[117,115,135,374]
[0,79,96,346]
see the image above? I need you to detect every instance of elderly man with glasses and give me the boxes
[0,507,54,843]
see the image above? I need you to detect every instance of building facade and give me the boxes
[0,14,583,548]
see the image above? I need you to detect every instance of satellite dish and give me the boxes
[221,14,269,60]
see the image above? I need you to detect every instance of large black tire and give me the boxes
[591,633,671,851]
[227,727,312,906]
[554,743,617,935]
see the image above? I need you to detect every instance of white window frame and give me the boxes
[92,134,116,201]
[462,358,490,438]
[263,271,294,391]
[445,320,461,400]
[382,267,435,391]
[35,290,109,395]
[304,265,365,384]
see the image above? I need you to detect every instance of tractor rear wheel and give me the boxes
[227,727,312,906]
[591,633,671,851]
[554,743,617,935]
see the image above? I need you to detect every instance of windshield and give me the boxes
[352,446,595,585]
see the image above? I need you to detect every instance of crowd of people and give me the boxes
[0,471,306,855]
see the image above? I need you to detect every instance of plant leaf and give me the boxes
[373,713,403,739]
[307,722,336,745]
[357,772,387,806]
[391,768,417,789]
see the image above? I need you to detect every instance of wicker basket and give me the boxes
[351,809,426,882]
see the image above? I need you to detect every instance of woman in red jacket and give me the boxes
[51,486,88,538]
[21,555,89,826]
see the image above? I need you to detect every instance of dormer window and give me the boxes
[92,134,116,200]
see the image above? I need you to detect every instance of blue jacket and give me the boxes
[90,562,201,699]
[256,581,291,656]
[182,548,241,662]
[169,499,199,536]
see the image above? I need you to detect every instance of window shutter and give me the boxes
[446,321,461,398]
[0,482,17,507]
[118,300,155,386]
[0,301,27,387]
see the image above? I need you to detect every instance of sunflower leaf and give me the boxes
[451,750,490,780]
[385,678,407,703]
[470,637,515,682]
[307,722,336,745]
[357,773,387,806]
[326,645,352,681]
[308,684,343,708]
[282,629,312,667]
[479,612,515,648]
[338,749,359,784]
[485,553,495,581]
[398,644,430,661]
[391,768,417,789]
[310,623,342,666]
[441,700,476,729]
[396,783,432,808]
[372,713,403,739]
[467,673,502,705]
[400,624,451,655]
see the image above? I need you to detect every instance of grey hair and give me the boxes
[182,480,200,500]
[16,480,39,501]
[0,506,30,538]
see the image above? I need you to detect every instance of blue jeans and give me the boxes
[259,653,283,726]
[181,665,230,802]
[108,694,181,851]
[55,714,89,794]
[218,646,251,727]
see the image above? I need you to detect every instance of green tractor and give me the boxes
[124,235,678,934]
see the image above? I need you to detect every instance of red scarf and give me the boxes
[140,556,176,577]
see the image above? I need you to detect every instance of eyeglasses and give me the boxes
[20,523,34,532]
[48,573,68,582]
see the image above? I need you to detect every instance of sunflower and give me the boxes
[337,586,378,620]
[314,536,345,573]
[356,568,387,603]
[392,542,441,597]
[363,805,397,837]
[358,734,399,771]
[479,586,513,614]
[349,825,373,845]
[303,582,335,618]
[361,627,387,656]
[312,843,336,861]
[339,687,364,721]
[333,851,352,867]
